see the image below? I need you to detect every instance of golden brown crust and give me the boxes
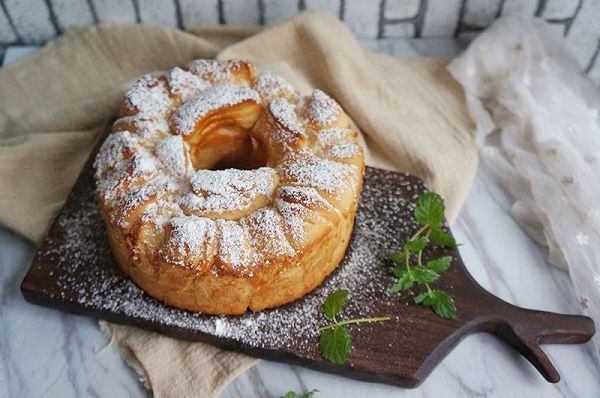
[95,59,365,315]
[104,207,357,314]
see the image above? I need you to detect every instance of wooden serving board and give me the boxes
[21,132,594,388]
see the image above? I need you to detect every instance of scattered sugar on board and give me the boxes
[46,167,426,354]
[81,61,430,353]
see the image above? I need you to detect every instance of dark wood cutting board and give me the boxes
[21,130,594,388]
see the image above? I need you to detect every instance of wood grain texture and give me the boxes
[21,129,594,388]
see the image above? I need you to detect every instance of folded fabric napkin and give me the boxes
[0,11,475,397]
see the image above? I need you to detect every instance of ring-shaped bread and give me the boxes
[94,59,365,314]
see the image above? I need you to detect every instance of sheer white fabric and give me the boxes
[449,16,600,359]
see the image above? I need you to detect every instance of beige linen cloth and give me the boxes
[0,11,476,397]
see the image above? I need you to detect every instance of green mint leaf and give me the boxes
[426,256,452,273]
[319,325,352,364]
[430,290,457,319]
[392,266,407,278]
[415,290,457,319]
[386,191,458,320]
[322,289,348,321]
[429,226,456,247]
[390,272,414,292]
[404,236,428,253]
[414,192,445,227]
[413,292,430,304]
[412,267,439,284]
[282,390,319,398]
[386,252,405,263]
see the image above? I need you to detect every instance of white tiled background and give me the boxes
[1,0,600,81]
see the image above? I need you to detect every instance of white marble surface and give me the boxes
[1,40,599,398]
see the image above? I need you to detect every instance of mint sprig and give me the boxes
[281,389,319,398]
[318,289,390,364]
[387,192,458,319]
[322,289,348,320]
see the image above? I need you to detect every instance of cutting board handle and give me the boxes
[465,287,595,383]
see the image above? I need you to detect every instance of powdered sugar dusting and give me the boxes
[44,167,424,354]
[131,151,157,175]
[217,219,260,273]
[94,133,162,208]
[254,72,296,103]
[281,149,358,197]
[326,142,361,158]
[270,99,301,132]
[162,215,217,267]
[94,131,138,179]
[170,84,261,135]
[114,177,177,227]
[113,115,169,141]
[315,128,355,146]
[269,99,305,145]
[242,208,295,257]
[166,67,209,102]
[278,186,332,210]
[306,89,340,126]
[182,168,276,215]
[123,75,172,117]
[93,58,365,299]
[156,135,188,178]
[188,59,251,85]
[276,198,312,245]
[140,199,184,228]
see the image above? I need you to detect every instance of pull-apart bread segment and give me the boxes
[94,59,364,314]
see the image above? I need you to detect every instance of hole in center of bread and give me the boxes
[185,103,267,171]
